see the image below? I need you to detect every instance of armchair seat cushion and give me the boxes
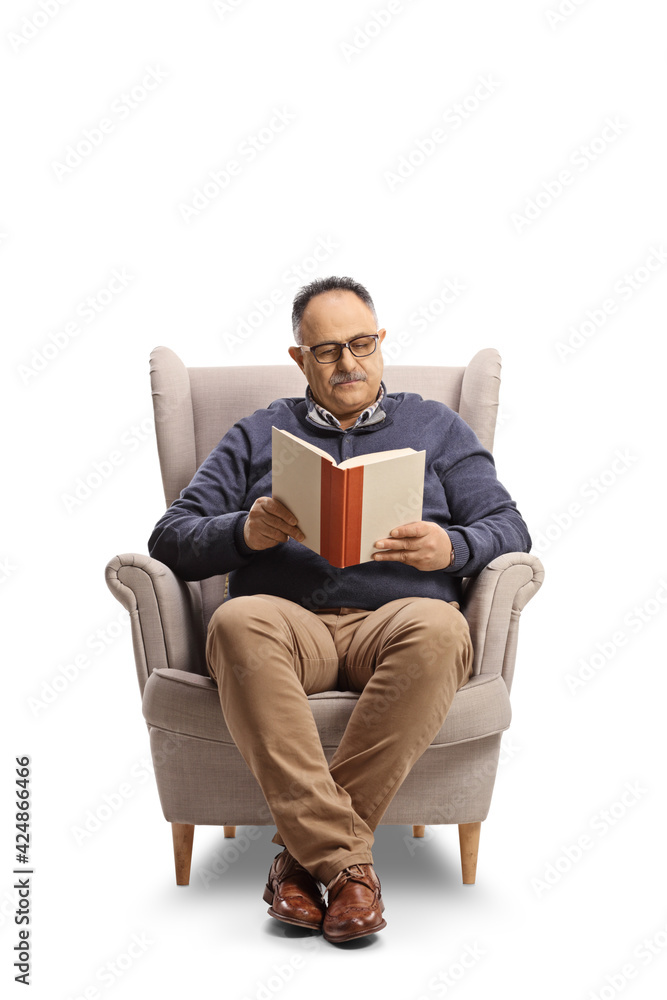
[142,668,511,749]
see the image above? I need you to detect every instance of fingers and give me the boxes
[254,523,290,545]
[371,522,452,570]
[374,537,414,551]
[387,521,427,538]
[374,525,425,551]
[258,498,305,541]
[372,531,419,562]
[372,547,413,563]
[374,521,427,549]
[245,497,305,550]
[262,497,299,526]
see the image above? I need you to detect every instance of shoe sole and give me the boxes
[263,884,324,931]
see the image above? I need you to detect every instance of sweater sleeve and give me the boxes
[438,415,532,577]
[147,422,258,581]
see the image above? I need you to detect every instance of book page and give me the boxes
[338,447,417,470]
[272,426,335,464]
[357,451,426,563]
[271,426,325,554]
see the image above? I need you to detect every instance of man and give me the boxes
[148,276,531,944]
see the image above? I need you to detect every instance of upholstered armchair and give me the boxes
[105,347,543,887]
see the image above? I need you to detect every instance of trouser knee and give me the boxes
[206,596,284,685]
[394,599,471,669]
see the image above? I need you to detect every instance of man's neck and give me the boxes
[305,383,385,431]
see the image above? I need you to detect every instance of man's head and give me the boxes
[288,277,386,430]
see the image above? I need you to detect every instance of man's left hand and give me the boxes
[372,521,453,571]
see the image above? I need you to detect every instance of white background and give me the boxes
[3,1,666,997]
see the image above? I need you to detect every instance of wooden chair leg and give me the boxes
[412,825,426,838]
[223,826,236,838]
[458,822,481,884]
[171,823,194,886]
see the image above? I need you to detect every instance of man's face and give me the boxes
[288,290,386,429]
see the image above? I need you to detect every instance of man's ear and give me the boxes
[377,328,387,345]
[288,345,306,374]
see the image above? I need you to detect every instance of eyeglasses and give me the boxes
[299,334,380,365]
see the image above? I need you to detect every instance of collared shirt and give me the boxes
[305,381,386,430]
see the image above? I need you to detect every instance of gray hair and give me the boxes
[291,276,377,345]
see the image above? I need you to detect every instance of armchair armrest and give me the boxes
[461,552,544,692]
[105,553,207,696]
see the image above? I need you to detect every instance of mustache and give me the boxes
[329,372,368,386]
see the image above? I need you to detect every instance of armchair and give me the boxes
[105,347,543,886]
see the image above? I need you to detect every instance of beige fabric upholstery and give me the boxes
[142,669,510,749]
[464,552,544,690]
[105,553,207,691]
[105,347,544,830]
[147,726,505,827]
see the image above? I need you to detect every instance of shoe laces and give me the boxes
[328,864,378,894]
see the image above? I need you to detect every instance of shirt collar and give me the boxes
[305,381,386,429]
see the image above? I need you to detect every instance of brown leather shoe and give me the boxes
[262,850,326,929]
[323,863,386,943]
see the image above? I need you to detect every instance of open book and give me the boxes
[271,426,425,568]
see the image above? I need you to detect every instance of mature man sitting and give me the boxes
[148,275,531,944]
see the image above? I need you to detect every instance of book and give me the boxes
[271,426,425,568]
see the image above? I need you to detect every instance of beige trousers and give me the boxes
[205,593,473,886]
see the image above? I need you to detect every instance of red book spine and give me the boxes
[343,465,364,567]
[319,459,364,568]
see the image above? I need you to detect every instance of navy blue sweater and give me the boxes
[147,386,531,611]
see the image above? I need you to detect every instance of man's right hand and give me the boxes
[243,497,306,551]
